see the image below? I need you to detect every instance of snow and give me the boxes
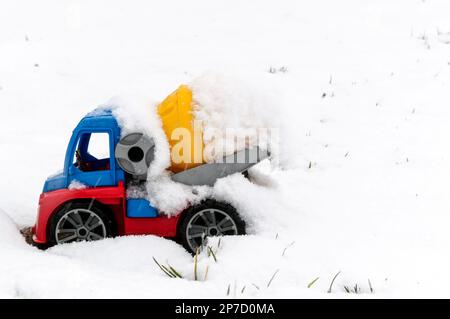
[145,173,213,215]
[68,179,87,190]
[126,182,148,199]
[190,72,281,162]
[110,96,171,178]
[1,0,450,298]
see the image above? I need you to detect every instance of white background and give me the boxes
[0,0,450,298]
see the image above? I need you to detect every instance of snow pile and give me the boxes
[145,174,213,215]
[190,73,281,162]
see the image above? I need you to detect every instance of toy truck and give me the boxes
[30,86,267,253]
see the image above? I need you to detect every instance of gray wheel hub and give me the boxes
[55,208,107,244]
[186,208,238,252]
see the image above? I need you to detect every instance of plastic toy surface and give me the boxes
[159,85,270,186]
[32,109,184,248]
[158,85,204,173]
[32,87,265,253]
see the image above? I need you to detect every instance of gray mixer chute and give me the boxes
[115,132,155,180]
[171,147,270,186]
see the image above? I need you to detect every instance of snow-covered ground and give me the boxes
[1,0,450,298]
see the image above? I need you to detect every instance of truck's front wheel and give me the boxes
[49,202,113,245]
[177,200,246,253]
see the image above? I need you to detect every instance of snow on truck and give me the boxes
[30,85,269,253]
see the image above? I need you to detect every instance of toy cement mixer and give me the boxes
[28,84,269,252]
[115,85,270,186]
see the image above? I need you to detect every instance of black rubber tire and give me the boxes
[177,199,246,254]
[48,201,114,246]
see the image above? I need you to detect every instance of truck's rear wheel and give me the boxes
[50,202,113,245]
[177,200,246,253]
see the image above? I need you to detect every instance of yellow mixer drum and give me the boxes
[157,85,205,173]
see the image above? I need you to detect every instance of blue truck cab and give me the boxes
[43,108,124,192]
[42,108,156,218]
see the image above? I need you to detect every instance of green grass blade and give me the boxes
[307,277,320,288]
[327,271,341,293]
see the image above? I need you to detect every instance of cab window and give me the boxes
[73,132,111,172]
